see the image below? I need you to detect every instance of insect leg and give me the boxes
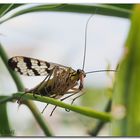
[17,68,56,104]
[70,91,85,105]
[50,106,57,116]
[31,66,58,98]
[42,67,58,92]
[64,88,82,112]
[49,89,80,116]
[23,74,50,99]
[61,90,80,101]
[41,66,63,114]
[70,75,85,105]
[31,71,53,97]
[62,91,80,112]
[41,95,58,115]
[41,103,49,113]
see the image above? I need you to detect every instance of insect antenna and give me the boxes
[85,69,117,74]
[82,14,94,70]
[82,12,117,75]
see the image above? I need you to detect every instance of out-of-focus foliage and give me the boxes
[112,5,140,136]
[0,4,23,17]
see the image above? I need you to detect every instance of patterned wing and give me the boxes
[8,56,71,76]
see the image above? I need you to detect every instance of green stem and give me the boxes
[0,44,24,91]
[0,93,112,122]
[0,96,15,103]
[25,101,52,136]
[0,43,53,136]
[0,103,13,136]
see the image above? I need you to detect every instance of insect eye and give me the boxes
[77,69,81,74]
[84,73,86,77]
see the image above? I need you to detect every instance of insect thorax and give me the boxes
[32,67,85,99]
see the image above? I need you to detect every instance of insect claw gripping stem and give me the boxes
[65,108,70,112]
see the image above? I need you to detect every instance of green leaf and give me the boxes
[0,4,132,24]
[110,4,134,10]
[0,4,23,17]
[112,5,140,136]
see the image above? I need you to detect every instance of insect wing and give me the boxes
[8,56,71,76]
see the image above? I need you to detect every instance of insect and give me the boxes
[8,15,116,116]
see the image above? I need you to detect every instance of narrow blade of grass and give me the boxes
[0,4,132,24]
